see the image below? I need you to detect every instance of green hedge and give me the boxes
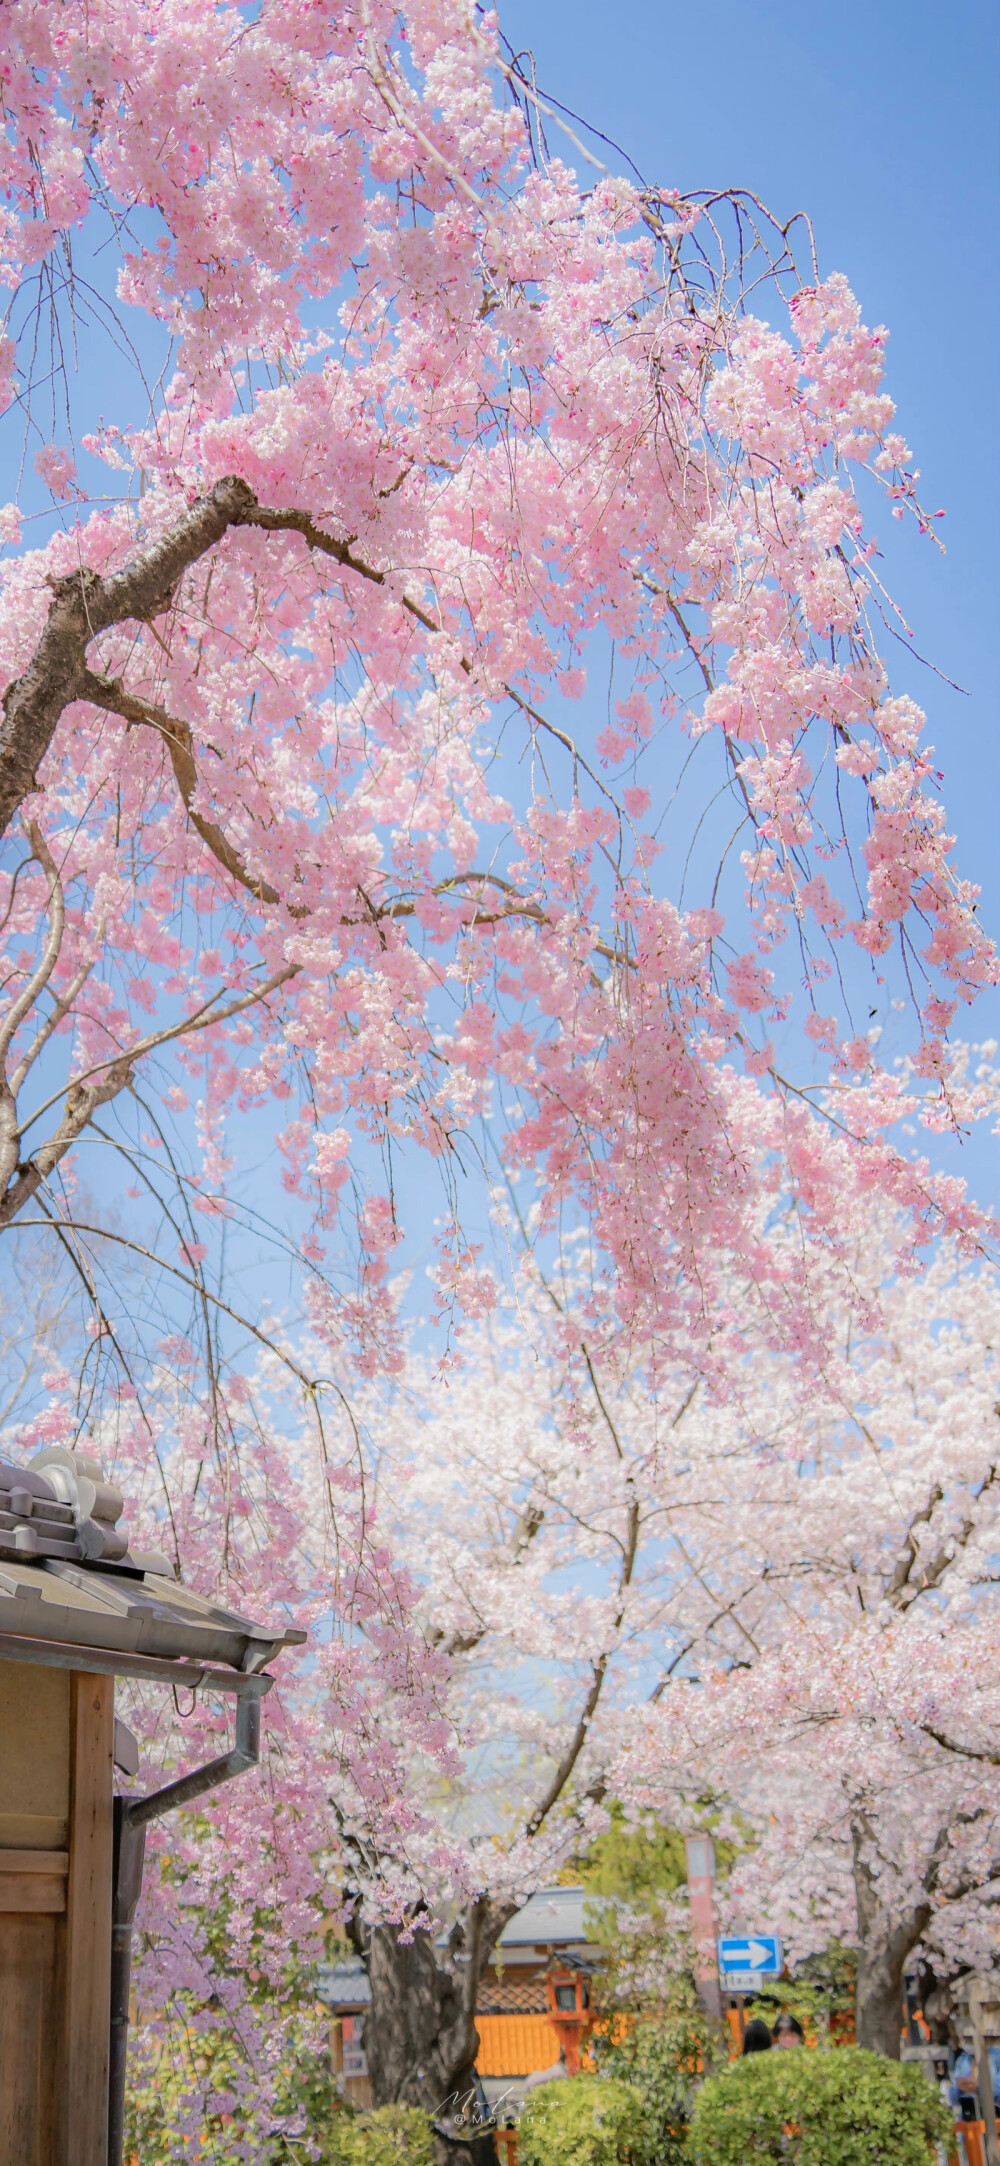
[518,2075,650,2166]
[331,2105,435,2164]
[688,2045,953,2165]
[591,1986,724,2165]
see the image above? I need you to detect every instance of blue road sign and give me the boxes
[716,1935,783,1992]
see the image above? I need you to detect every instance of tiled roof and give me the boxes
[318,1952,586,2018]
[497,1887,595,1949]
[0,1448,305,1675]
[477,1976,551,2014]
[0,1445,164,1570]
[317,1958,371,2010]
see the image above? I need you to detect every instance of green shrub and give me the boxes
[518,2074,650,2166]
[331,2104,435,2164]
[687,2043,953,2165]
[592,1979,724,2164]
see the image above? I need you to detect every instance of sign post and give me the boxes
[967,1977,1000,2166]
[717,1935,784,2050]
[685,1836,722,2023]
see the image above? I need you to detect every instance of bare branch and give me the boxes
[918,1723,1000,1770]
[887,1465,999,1611]
[885,1483,944,1605]
[525,1354,641,1840]
[0,820,65,1064]
[432,1501,545,1660]
[80,670,287,908]
[0,965,295,1229]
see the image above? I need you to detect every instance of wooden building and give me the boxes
[316,1957,374,2110]
[476,1887,600,2109]
[0,1445,303,2166]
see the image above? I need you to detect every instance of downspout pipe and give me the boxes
[108,1687,266,2166]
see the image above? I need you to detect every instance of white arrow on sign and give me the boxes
[717,1934,782,1980]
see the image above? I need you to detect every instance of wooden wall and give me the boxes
[0,1663,113,2166]
[473,2012,563,2078]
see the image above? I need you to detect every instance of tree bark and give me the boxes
[855,1936,912,2058]
[852,1815,931,2057]
[350,1901,515,2166]
[0,478,260,840]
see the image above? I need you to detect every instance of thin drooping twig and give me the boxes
[0,822,66,1060]
[0,964,295,1229]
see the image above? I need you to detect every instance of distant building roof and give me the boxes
[318,1893,602,2015]
[477,1974,550,2014]
[317,1957,371,2011]
[497,1886,595,1952]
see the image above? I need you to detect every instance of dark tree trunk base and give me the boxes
[349,1907,513,2166]
[852,1815,934,2060]
[432,2128,499,2166]
[856,1956,907,2058]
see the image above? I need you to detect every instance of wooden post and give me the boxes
[967,1979,1000,2166]
[0,1657,70,2166]
[0,1661,113,2166]
[329,2015,344,2079]
[62,1673,114,2166]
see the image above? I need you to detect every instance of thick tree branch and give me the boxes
[851,1804,948,1979]
[0,474,453,845]
[525,1446,640,1840]
[885,1484,943,1605]
[0,471,636,922]
[0,477,262,838]
[244,499,442,638]
[0,1049,137,1227]
[432,1501,545,1660]
[917,1723,1000,1769]
[886,1463,999,1611]
[0,821,65,1063]
[524,1652,613,1841]
[80,669,286,908]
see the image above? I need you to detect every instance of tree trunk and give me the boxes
[350,1902,513,2166]
[855,1937,911,2058]
[852,1816,930,2058]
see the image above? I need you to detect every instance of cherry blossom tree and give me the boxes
[0,0,995,1422]
[1,1,998,2150]
[616,1191,1000,2056]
